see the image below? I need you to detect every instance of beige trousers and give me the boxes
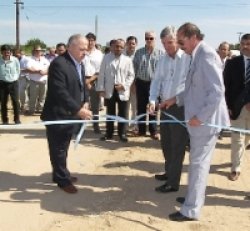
[231,107,250,172]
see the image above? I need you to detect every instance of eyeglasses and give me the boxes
[145,37,154,41]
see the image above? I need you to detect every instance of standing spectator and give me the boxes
[167,22,230,221]
[218,41,231,68]
[13,49,30,113]
[217,41,231,140]
[124,36,138,132]
[149,26,190,193]
[133,31,163,140]
[26,45,50,115]
[56,43,66,55]
[84,32,104,134]
[97,39,135,142]
[224,34,250,181]
[45,47,57,63]
[0,45,21,124]
[41,34,92,194]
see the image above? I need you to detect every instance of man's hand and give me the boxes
[77,103,92,120]
[114,84,125,91]
[160,97,176,109]
[188,116,202,126]
[148,103,155,114]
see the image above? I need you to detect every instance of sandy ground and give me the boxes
[0,113,250,231]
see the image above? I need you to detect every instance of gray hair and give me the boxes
[160,26,177,39]
[67,34,86,47]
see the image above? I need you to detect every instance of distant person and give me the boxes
[218,41,231,68]
[97,39,135,142]
[13,48,30,113]
[41,34,92,194]
[224,34,250,181]
[0,45,21,124]
[167,22,230,221]
[149,26,189,193]
[124,36,138,132]
[56,43,66,55]
[26,45,50,115]
[84,32,104,134]
[217,41,231,140]
[45,47,57,63]
[133,31,163,140]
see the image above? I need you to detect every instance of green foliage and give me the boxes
[24,38,47,55]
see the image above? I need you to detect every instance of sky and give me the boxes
[0,0,250,49]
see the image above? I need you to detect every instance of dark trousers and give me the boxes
[46,125,73,187]
[0,80,20,123]
[89,86,100,129]
[135,79,157,135]
[105,88,128,137]
[160,105,188,190]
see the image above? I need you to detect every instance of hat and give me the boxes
[1,44,12,52]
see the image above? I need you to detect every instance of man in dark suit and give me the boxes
[224,33,250,181]
[41,34,92,194]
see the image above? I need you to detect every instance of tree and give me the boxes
[24,38,47,54]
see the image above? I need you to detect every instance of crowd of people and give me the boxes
[0,22,250,222]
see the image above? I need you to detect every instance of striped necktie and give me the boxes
[245,58,250,84]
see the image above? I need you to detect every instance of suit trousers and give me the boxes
[160,105,188,189]
[180,133,218,219]
[46,125,72,187]
[0,80,20,123]
[89,86,100,128]
[230,107,250,172]
[105,88,128,137]
[135,79,157,135]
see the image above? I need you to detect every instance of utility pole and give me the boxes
[237,32,244,43]
[95,15,98,40]
[14,0,24,49]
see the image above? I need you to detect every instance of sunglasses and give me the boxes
[145,37,154,41]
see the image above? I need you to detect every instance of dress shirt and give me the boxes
[149,49,190,105]
[133,47,163,81]
[0,56,20,82]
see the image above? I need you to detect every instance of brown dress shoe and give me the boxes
[228,171,240,181]
[60,184,78,194]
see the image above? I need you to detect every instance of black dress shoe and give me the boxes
[155,173,168,181]
[176,197,185,204]
[168,211,195,222]
[119,135,128,142]
[155,183,178,193]
[100,135,113,141]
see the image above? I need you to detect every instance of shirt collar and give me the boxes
[191,41,203,60]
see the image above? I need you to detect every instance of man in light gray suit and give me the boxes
[165,23,230,221]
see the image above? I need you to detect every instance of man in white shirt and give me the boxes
[84,32,104,133]
[26,45,50,115]
[149,26,190,193]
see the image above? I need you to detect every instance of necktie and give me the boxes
[245,58,250,84]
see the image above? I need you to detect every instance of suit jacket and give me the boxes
[223,55,247,118]
[183,41,230,136]
[96,53,135,101]
[41,52,89,133]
